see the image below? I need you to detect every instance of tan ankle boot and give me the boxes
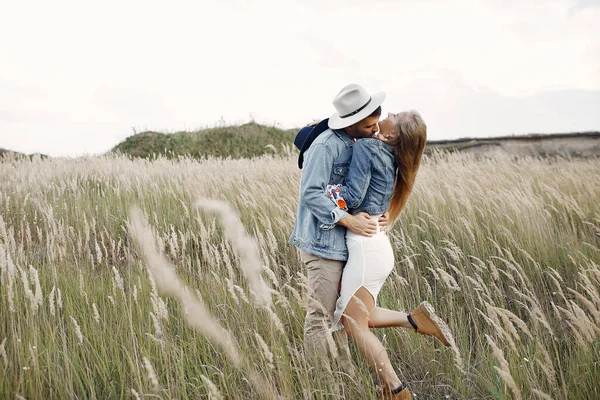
[381,383,412,399]
[408,301,452,346]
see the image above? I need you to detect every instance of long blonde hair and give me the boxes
[386,110,427,225]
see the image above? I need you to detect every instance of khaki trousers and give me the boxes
[300,251,355,375]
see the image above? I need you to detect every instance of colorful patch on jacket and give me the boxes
[326,184,348,211]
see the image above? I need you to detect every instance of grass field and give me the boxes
[1,151,599,399]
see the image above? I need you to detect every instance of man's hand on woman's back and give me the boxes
[338,212,377,237]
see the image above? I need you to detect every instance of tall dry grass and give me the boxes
[0,151,599,399]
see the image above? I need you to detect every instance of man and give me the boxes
[290,84,389,372]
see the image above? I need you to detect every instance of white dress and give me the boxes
[331,215,395,332]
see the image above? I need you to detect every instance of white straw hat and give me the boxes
[328,84,386,129]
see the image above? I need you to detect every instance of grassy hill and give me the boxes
[0,148,19,157]
[0,148,48,160]
[111,122,296,159]
[113,122,600,160]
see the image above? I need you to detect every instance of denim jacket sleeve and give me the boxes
[341,141,372,209]
[300,143,349,229]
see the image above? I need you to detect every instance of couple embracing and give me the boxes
[290,84,452,399]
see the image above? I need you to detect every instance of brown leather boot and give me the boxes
[381,383,412,399]
[408,301,452,346]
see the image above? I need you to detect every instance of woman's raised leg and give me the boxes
[368,307,412,329]
[369,303,452,346]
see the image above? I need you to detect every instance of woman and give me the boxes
[328,110,452,399]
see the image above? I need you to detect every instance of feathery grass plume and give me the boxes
[92,303,100,323]
[195,198,272,307]
[283,283,305,306]
[0,337,7,368]
[486,334,522,400]
[49,286,56,316]
[590,267,600,287]
[266,305,287,335]
[487,260,500,281]
[57,287,63,310]
[133,284,138,305]
[233,284,250,304]
[70,316,84,344]
[29,343,37,369]
[570,300,600,337]
[545,271,568,304]
[496,310,519,349]
[531,389,553,400]
[421,276,433,297]
[399,253,416,270]
[441,239,464,264]
[497,308,533,339]
[567,287,600,324]
[464,275,484,292]
[447,263,465,280]
[426,267,440,281]
[20,269,36,312]
[220,243,235,279]
[130,388,141,400]
[262,263,280,288]
[78,269,85,297]
[95,240,102,265]
[145,333,164,347]
[510,286,555,337]
[264,144,278,153]
[324,322,339,359]
[112,266,125,293]
[498,269,517,285]
[225,278,240,305]
[128,207,279,398]
[150,291,169,320]
[436,268,461,291]
[421,240,442,265]
[476,308,505,339]
[270,288,291,310]
[396,275,409,287]
[143,357,159,388]
[254,331,274,368]
[468,255,486,274]
[535,342,557,388]
[0,244,5,284]
[201,374,223,400]
[556,303,595,342]
[536,359,557,389]
[441,325,464,374]
[0,215,6,245]
[149,312,163,337]
[29,266,43,310]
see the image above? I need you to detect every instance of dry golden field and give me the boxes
[1,151,599,399]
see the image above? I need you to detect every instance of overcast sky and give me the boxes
[1,0,599,157]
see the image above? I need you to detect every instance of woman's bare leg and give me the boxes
[369,304,452,346]
[368,307,413,329]
[342,287,402,392]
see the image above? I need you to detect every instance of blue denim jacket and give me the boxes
[341,138,396,215]
[289,128,353,261]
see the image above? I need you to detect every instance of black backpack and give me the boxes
[293,118,330,169]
